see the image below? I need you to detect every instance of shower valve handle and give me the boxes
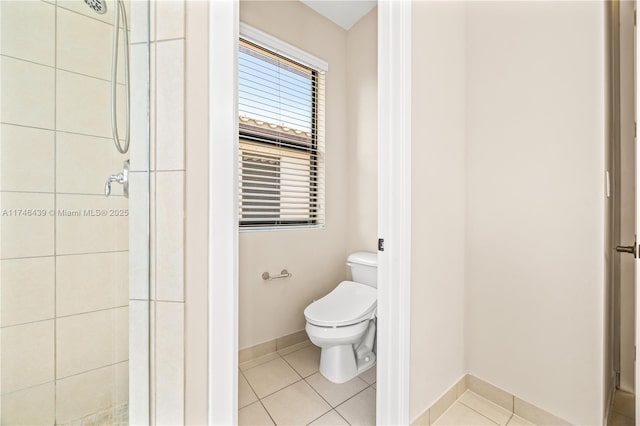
[104,159,130,198]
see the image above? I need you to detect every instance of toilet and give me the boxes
[304,251,377,384]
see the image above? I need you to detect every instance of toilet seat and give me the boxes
[304,281,377,328]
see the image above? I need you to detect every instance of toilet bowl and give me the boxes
[304,252,377,384]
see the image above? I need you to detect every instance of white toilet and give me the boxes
[304,251,377,384]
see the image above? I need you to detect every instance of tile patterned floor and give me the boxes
[609,390,634,426]
[433,391,534,426]
[239,340,376,425]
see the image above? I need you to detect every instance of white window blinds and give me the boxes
[238,38,325,229]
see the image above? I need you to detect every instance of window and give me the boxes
[238,35,325,230]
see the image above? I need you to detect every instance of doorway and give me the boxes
[610,0,636,423]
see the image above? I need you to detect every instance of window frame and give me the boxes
[238,36,324,231]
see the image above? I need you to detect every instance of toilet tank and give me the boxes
[347,251,377,288]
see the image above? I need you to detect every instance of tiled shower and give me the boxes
[0,0,149,424]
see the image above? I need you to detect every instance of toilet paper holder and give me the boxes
[262,269,292,281]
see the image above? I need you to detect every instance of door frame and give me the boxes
[206,1,413,423]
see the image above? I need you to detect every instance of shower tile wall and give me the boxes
[0,1,132,424]
[129,0,186,424]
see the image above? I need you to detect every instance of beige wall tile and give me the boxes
[0,0,55,66]
[1,320,54,394]
[128,171,150,300]
[131,0,154,44]
[57,0,130,27]
[1,257,54,327]
[276,330,308,351]
[56,251,128,317]
[455,375,468,398]
[56,361,128,424]
[56,307,128,379]
[155,171,184,301]
[56,70,126,139]
[56,131,128,195]
[55,194,128,255]
[412,408,430,426]
[432,402,495,426]
[467,375,514,412]
[0,192,54,259]
[156,0,184,41]
[0,56,55,129]
[514,397,570,426]
[239,339,277,364]
[155,40,184,170]
[155,301,185,425]
[129,43,152,172]
[129,301,150,425]
[56,7,125,82]
[459,391,512,426]
[429,385,457,424]
[1,382,55,426]
[0,124,54,193]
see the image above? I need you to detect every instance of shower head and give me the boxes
[84,0,107,15]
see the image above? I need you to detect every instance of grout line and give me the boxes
[1,249,128,262]
[55,304,129,321]
[258,399,278,426]
[55,359,129,383]
[456,400,501,426]
[1,303,129,329]
[53,2,58,420]
[0,53,128,86]
[0,380,55,398]
[1,316,56,329]
[304,407,334,426]
[55,2,129,29]
[0,121,126,142]
[1,190,125,197]
[156,37,186,44]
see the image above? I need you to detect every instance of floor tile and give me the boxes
[306,372,369,407]
[309,410,350,425]
[610,412,634,426]
[459,391,512,425]
[277,340,312,356]
[432,402,497,426]
[359,366,376,385]
[506,414,534,426]
[283,345,321,378]
[613,391,634,419]
[336,387,376,426]
[261,380,331,425]
[239,351,280,371]
[238,401,274,426]
[243,357,301,398]
[239,372,258,409]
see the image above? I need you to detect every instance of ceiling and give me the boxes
[300,1,377,30]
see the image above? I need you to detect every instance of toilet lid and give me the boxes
[304,281,377,327]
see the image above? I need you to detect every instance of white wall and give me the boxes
[346,8,378,254]
[464,2,606,424]
[410,2,467,420]
[238,0,350,349]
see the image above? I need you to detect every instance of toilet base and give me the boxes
[319,344,358,384]
[319,346,377,384]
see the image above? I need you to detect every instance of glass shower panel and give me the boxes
[0,0,150,424]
